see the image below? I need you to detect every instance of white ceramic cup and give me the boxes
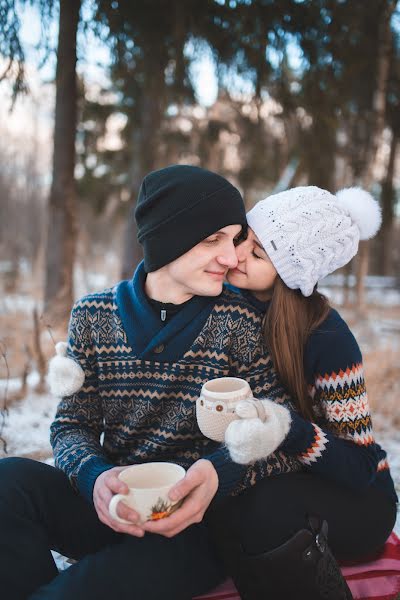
[108,462,186,525]
[196,376,253,442]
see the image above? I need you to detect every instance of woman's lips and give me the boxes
[230,268,245,275]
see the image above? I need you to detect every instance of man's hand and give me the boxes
[93,466,145,537]
[142,459,218,538]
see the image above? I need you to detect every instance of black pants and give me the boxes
[208,471,397,581]
[0,458,224,600]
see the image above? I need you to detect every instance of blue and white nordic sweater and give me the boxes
[50,263,300,503]
[241,290,398,504]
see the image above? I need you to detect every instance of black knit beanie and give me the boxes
[135,164,246,272]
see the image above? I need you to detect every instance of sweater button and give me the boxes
[154,344,164,354]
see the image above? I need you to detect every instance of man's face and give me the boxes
[164,225,242,298]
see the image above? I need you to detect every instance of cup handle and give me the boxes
[109,493,133,525]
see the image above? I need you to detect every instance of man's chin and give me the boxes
[195,281,224,297]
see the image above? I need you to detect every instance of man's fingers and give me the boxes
[114,500,140,524]
[95,484,141,528]
[168,469,201,501]
[97,505,145,537]
[143,494,202,536]
[104,472,129,495]
[100,489,140,523]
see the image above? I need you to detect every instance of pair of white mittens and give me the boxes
[225,398,292,464]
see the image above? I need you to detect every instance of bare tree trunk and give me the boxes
[356,0,396,313]
[355,242,369,313]
[32,308,47,393]
[342,261,353,307]
[120,72,165,280]
[306,113,336,191]
[362,1,396,189]
[379,132,398,275]
[44,0,80,328]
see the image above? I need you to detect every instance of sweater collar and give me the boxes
[116,261,216,358]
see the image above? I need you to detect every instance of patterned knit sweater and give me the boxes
[241,290,398,504]
[50,264,299,503]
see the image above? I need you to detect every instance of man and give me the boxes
[0,165,296,600]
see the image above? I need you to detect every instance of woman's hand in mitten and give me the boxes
[225,398,291,464]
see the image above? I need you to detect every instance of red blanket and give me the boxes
[194,532,400,600]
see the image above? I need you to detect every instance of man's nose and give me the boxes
[217,242,238,269]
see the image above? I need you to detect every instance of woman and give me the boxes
[208,186,398,600]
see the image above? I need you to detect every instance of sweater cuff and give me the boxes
[280,410,319,455]
[205,446,247,498]
[76,456,114,503]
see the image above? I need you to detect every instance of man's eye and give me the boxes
[252,251,263,259]
[205,238,218,244]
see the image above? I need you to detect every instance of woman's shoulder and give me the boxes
[305,307,362,379]
[310,306,355,340]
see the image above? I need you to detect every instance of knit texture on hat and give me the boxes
[247,186,381,297]
[135,164,246,272]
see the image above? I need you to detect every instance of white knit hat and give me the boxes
[246,186,381,297]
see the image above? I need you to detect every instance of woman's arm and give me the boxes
[226,309,389,491]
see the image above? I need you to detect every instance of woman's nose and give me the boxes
[235,240,249,262]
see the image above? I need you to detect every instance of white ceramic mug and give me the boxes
[108,462,186,525]
[196,377,253,442]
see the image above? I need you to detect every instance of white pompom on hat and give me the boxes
[247,185,381,297]
[335,187,382,240]
[47,341,85,397]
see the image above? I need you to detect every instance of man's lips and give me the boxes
[206,270,226,279]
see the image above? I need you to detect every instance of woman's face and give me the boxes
[227,228,277,300]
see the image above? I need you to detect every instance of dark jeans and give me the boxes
[208,471,397,580]
[0,458,223,600]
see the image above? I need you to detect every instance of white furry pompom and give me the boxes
[47,341,85,397]
[335,187,382,240]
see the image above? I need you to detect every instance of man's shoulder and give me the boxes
[72,284,118,312]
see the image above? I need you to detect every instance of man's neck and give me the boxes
[144,271,194,304]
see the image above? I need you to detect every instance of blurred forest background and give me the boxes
[0,0,399,473]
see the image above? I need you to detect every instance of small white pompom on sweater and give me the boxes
[335,187,381,240]
[47,341,85,397]
[225,398,292,464]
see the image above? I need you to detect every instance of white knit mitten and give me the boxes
[225,398,292,464]
[47,342,85,397]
